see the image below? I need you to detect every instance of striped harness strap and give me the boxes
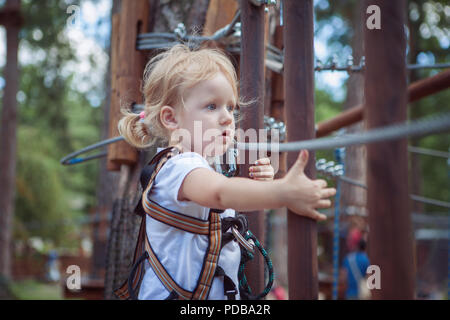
[114,147,229,300]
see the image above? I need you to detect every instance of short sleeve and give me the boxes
[151,152,214,216]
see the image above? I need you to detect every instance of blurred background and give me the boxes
[0,0,448,300]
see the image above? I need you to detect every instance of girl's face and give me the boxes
[172,72,236,158]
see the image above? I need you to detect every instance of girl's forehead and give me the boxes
[185,72,237,102]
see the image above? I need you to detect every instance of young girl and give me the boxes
[117,44,336,300]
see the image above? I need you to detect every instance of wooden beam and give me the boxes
[364,0,415,299]
[107,0,150,170]
[107,13,122,171]
[316,68,450,138]
[203,0,240,74]
[203,0,238,36]
[283,0,318,299]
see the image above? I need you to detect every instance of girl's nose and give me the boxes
[219,107,233,125]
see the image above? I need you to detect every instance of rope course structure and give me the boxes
[136,10,242,51]
[316,156,450,209]
[135,9,450,75]
[60,0,450,300]
[239,113,450,152]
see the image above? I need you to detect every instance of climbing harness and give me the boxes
[114,146,273,300]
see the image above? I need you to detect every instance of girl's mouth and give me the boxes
[222,129,232,138]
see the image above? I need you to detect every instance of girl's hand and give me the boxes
[249,158,274,181]
[281,150,336,221]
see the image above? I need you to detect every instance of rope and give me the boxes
[60,136,123,165]
[136,10,241,51]
[60,113,450,166]
[237,112,450,152]
[317,162,450,209]
[238,230,274,300]
[408,146,450,159]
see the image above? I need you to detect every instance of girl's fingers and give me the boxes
[254,158,271,165]
[306,209,327,221]
[250,160,274,180]
[249,164,273,172]
[314,211,327,221]
[314,179,327,188]
[250,171,274,179]
[316,199,332,209]
[320,188,337,199]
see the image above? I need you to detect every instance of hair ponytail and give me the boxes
[118,107,155,149]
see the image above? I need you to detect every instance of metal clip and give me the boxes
[249,0,277,8]
[174,23,186,39]
[232,227,255,253]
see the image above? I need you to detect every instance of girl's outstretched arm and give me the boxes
[179,150,335,221]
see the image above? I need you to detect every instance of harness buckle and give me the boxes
[225,289,237,300]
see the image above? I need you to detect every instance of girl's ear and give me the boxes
[160,105,178,130]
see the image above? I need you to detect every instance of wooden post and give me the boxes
[270,26,284,124]
[203,0,240,75]
[107,13,122,171]
[0,0,22,281]
[107,0,150,170]
[364,0,415,299]
[283,0,318,299]
[239,0,266,296]
[203,0,238,37]
[270,24,289,287]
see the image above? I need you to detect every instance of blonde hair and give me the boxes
[118,44,245,149]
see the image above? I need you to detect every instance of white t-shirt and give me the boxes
[138,148,241,300]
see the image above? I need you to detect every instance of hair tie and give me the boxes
[139,111,146,119]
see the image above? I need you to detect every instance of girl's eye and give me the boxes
[206,104,216,110]
[227,105,235,112]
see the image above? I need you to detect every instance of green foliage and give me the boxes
[409,87,450,211]
[15,126,74,245]
[314,88,341,187]
[2,0,106,249]
[9,279,63,300]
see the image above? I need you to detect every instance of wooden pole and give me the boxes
[107,13,122,171]
[271,25,286,179]
[203,0,238,37]
[364,0,415,299]
[270,24,289,287]
[0,0,22,281]
[107,0,150,170]
[316,68,450,138]
[239,0,266,296]
[283,0,318,299]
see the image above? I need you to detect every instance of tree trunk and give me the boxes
[0,0,21,285]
